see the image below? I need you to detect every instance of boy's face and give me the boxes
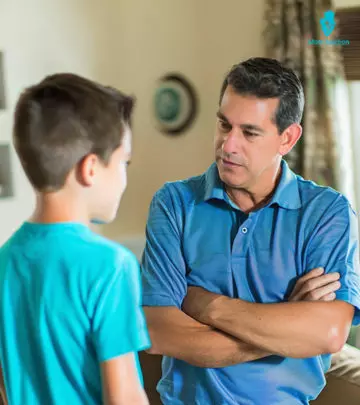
[92,126,132,223]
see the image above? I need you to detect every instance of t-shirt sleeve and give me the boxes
[141,185,187,308]
[91,252,151,362]
[304,195,360,325]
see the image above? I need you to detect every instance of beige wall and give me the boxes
[102,0,360,242]
[0,0,266,244]
[0,0,125,244]
[102,0,360,241]
[336,0,360,6]
[0,0,358,245]
[101,0,265,241]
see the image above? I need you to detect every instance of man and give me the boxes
[141,58,360,404]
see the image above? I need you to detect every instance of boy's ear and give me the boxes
[76,154,100,187]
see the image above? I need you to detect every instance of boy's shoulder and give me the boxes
[81,230,138,270]
[77,232,141,309]
[0,223,139,279]
[58,228,140,282]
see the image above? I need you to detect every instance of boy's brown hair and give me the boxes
[13,73,134,192]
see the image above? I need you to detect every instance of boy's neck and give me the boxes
[30,192,90,225]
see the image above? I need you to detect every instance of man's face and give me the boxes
[215,85,284,190]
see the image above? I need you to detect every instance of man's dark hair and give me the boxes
[13,73,135,192]
[219,57,304,134]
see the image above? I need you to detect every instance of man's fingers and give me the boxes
[304,280,341,301]
[289,270,341,302]
[321,292,337,302]
[289,268,324,297]
[305,272,340,290]
[289,267,325,299]
[299,267,325,282]
[299,272,340,296]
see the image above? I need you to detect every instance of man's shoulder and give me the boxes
[296,176,354,215]
[153,170,207,206]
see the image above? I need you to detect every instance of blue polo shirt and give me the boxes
[141,160,360,405]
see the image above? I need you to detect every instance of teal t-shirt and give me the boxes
[0,222,150,405]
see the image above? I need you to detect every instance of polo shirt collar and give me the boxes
[203,160,301,210]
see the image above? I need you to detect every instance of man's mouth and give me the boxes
[221,159,242,167]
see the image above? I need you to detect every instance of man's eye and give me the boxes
[219,121,231,131]
[244,131,257,137]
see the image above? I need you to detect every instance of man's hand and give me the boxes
[288,267,340,302]
[182,286,224,325]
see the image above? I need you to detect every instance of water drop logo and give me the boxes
[320,10,336,37]
[309,9,349,46]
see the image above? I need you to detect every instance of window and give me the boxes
[337,8,360,81]
[337,7,360,349]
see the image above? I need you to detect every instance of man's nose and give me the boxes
[222,130,241,154]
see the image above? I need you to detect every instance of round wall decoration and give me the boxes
[153,73,198,136]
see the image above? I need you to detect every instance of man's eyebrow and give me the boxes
[216,111,230,123]
[240,124,264,133]
[217,111,264,133]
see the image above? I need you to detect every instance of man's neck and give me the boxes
[225,166,282,213]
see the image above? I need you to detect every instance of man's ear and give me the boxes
[278,124,302,156]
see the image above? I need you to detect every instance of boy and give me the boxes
[0,73,150,404]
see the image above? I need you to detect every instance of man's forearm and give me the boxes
[144,306,270,368]
[206,298,353,358]
[149,323,270,368]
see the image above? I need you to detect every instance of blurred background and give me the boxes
[0,0,360,341]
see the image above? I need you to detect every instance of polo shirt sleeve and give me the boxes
[304,195,360,325]
[91,252,151,362]
[141,185,187,309]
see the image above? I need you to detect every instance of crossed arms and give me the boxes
[144,269,353,368]
[142,190,359,368]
